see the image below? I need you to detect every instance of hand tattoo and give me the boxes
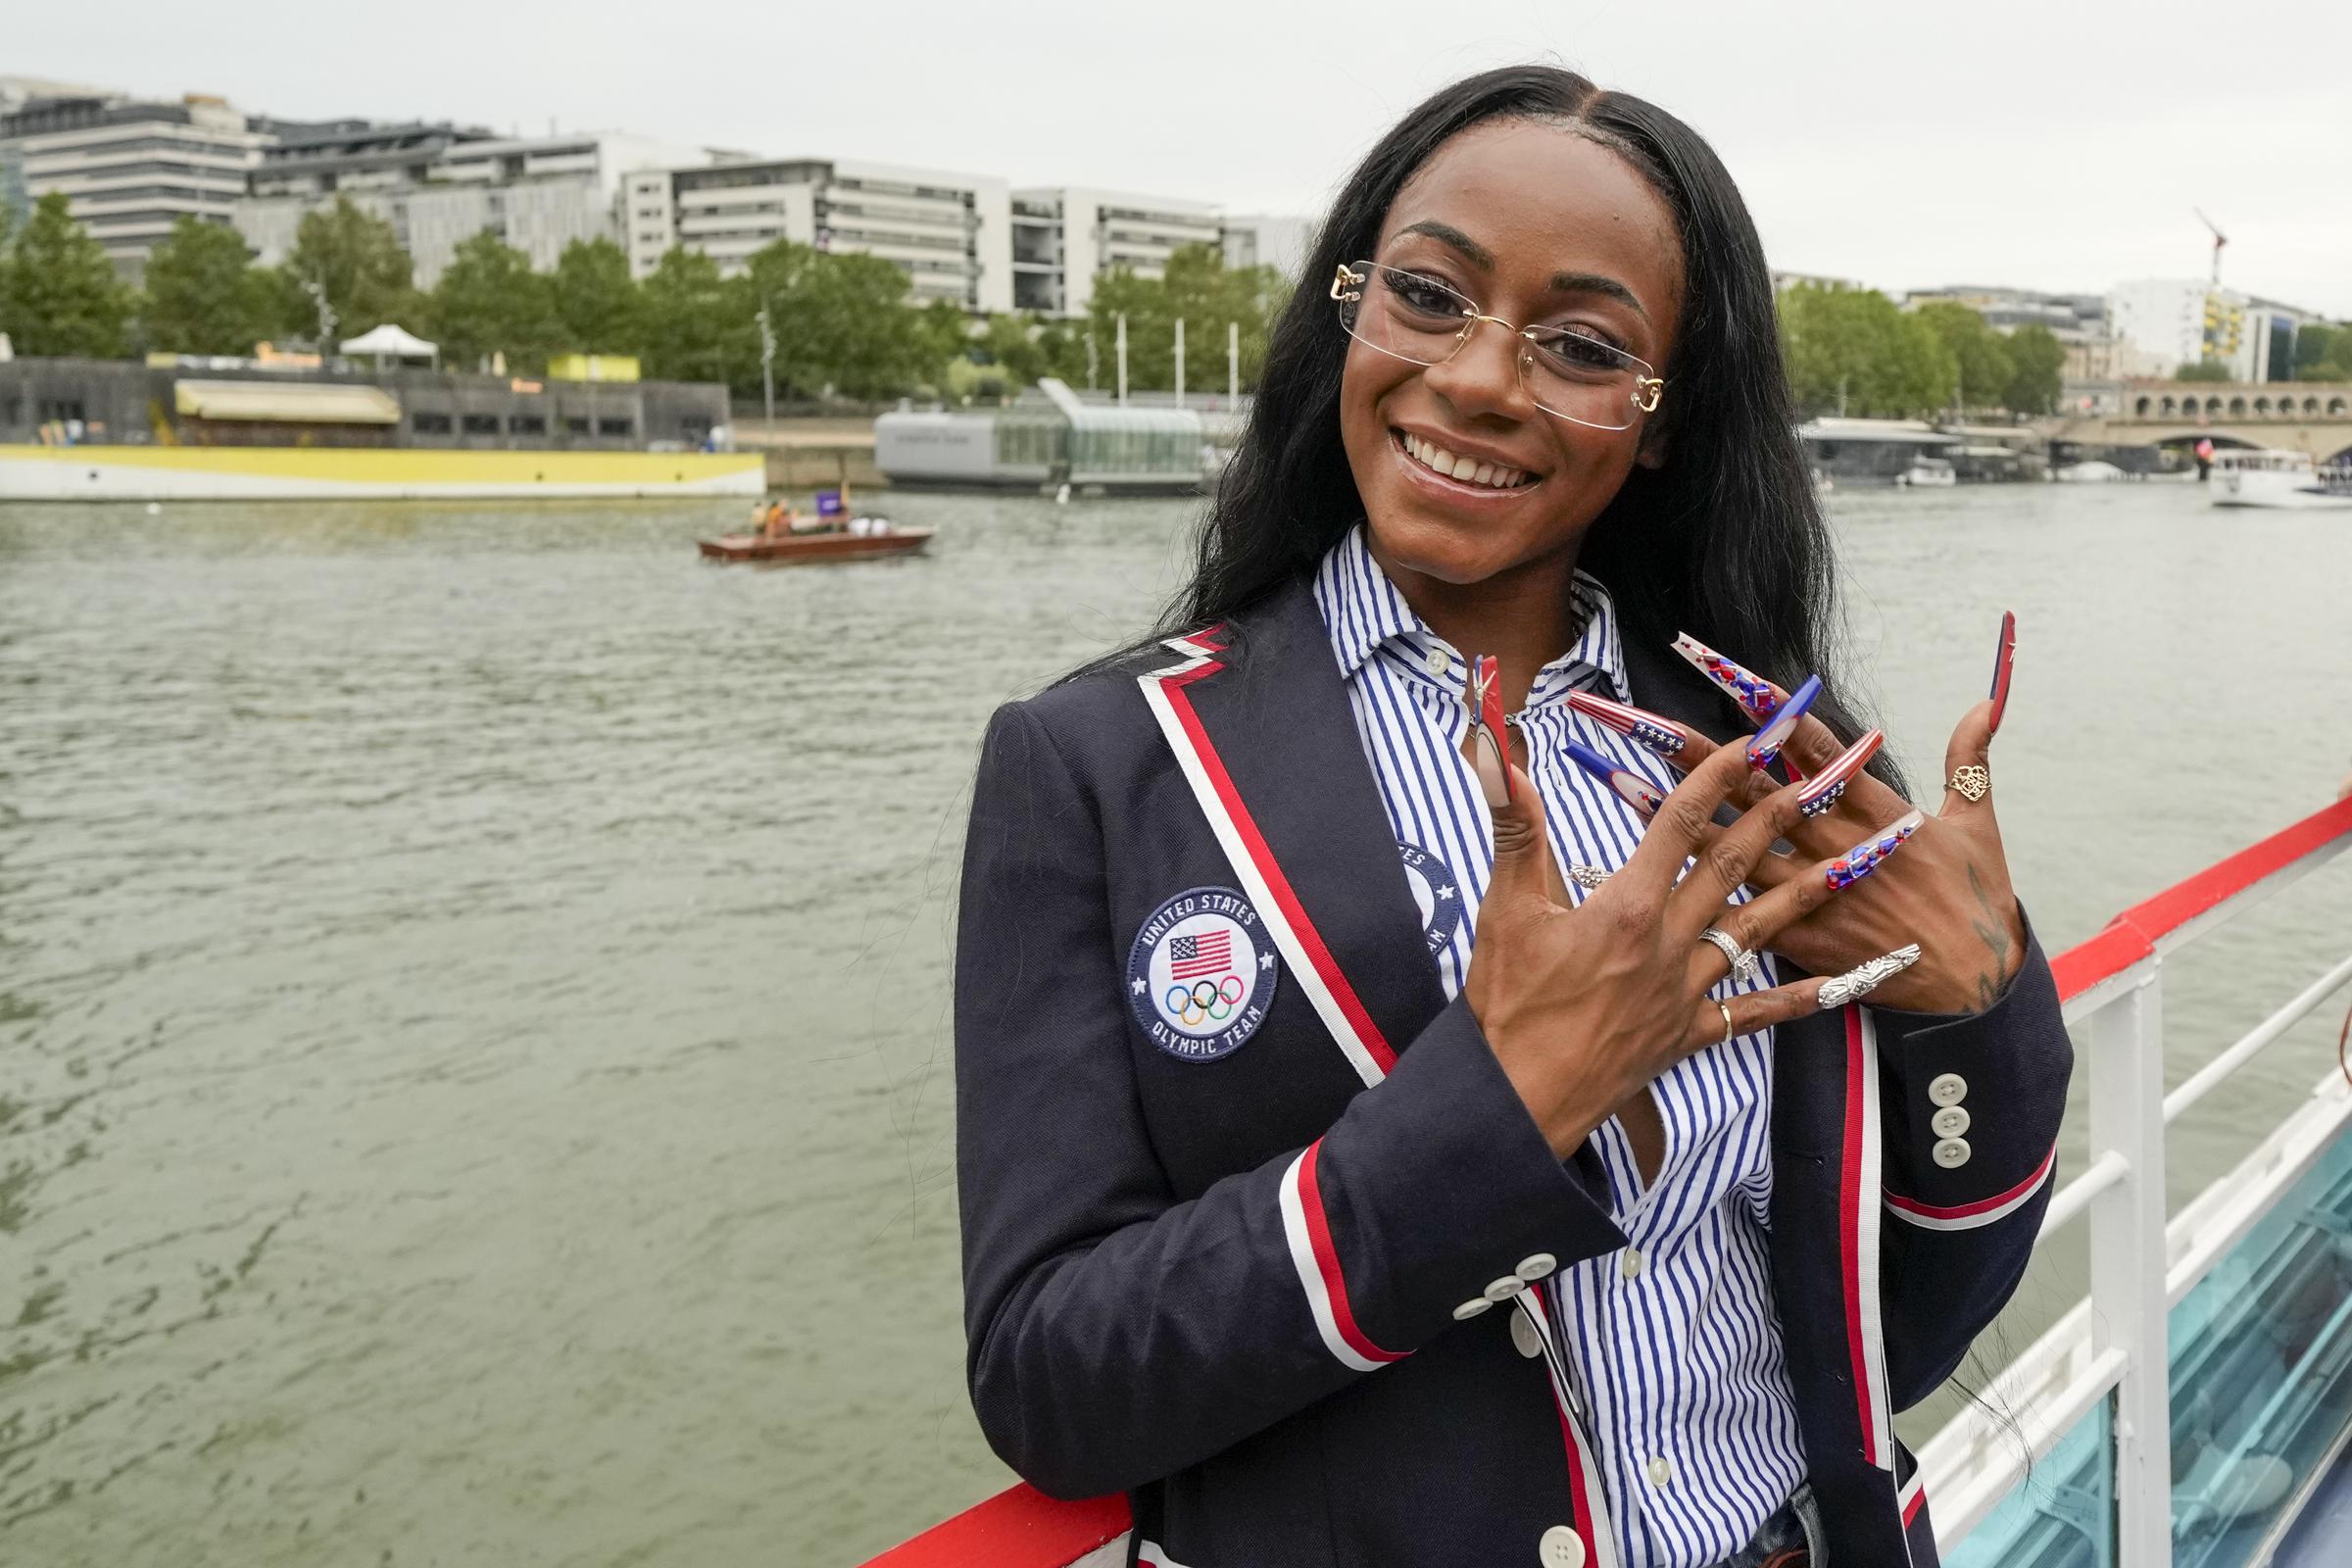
[1966,863,2016,1014]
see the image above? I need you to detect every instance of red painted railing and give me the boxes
[868,796,2352,1568]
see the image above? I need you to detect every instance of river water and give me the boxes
[3,480,2349,1565]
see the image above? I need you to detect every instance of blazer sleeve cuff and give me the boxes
[1872,911,2073,1227]
[1299,994,1628,1354]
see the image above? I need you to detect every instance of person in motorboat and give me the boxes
[955,65,2070,1568]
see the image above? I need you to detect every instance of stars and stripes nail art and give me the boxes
[1795,728,1884,817]
[1673,632,1783,723]
[1564,689,1689,757]
[1563,739,1667,816]
[1466,653,1514,805]
[1745,673,1823,772]
[1825,809,1924,890]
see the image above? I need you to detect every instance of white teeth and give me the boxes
[1399,432,1529,490]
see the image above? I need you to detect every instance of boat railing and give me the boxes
[858,796,2352,1568]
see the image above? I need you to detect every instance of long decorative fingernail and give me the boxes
[1745,674,1822,772]
[1825,809,1924,890]
[1467,654,1514,807]
[1565,689,1690,758]
[1987,611,2017,738]
[1795,728,1884,817]
[1564,740,1666,816]
[1673,633,1782,723]
[1818,944,1923,1008]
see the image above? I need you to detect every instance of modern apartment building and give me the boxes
[0,83,270,278]
[1009,188,1222,316]
[2108,280,2321,381]
[1220,214,1315,278]
[621,157,1012,312]
[235,130,710,287]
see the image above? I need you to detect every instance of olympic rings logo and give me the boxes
[1164,973,1247,1026]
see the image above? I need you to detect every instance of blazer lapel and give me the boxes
[1135,578,1447,1087]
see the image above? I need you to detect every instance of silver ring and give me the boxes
[1717,999,1737,1046]
[1566,865,1611,891]
[1696,926,1758,985]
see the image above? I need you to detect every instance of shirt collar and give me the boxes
[1312,521,1629,704]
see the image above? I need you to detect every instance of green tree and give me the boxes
[641,246,754,389]
[2175,360,2232,382]
[744,240,940,399]
[551,236,646,354]
[1082,242,1289,395]
[1776,283,1953,418]
[273,195,417,344]
[1914,302,2013,414]
[427,229,561,371]
[140,216,273,355]
[2,191,134,357]
[2000,323,2066,416]
[2293,323,2352,381]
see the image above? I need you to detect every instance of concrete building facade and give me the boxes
[1221,214,1315,278]
[1010,188,1221,316]
[622,158,1011,313]
[0,85,270,278]
[235,130,710,288]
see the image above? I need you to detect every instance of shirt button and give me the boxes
[1620,1248,1643,1280]
[1934,1137,1974,1169]
[1648,1455,1674,1487]
[1539,1524,1588,1568]
[1515,1252,1557,1280]
[1511,1309,1544,1359]
[1929,1072,1969,1107]
[1452,1296,1495,1321]
[1933,1105,1972,1138]
[1483,1275,1523,1303]
[1424,645,1451,677]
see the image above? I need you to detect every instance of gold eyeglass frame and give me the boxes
[1331,262,1666,422]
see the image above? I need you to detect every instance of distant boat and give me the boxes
[2210,449,2352,511]
[1893,456,1957,488]
[2054,460,2127,483]
[697,525,933,564]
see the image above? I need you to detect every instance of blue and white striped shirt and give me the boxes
[1310,523,1805,1567]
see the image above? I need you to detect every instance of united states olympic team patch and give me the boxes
[1396,842,1464,955]
[1126,886,1279,1061]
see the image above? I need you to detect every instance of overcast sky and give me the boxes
[22,1,2352,318]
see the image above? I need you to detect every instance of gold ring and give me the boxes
[1717,999,1736,1046]
[1949,764,1990,803]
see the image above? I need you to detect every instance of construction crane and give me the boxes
[2194,209,2228,286]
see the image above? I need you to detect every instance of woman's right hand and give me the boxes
[1464,738,1887,1158]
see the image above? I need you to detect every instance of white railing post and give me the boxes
[2085,964,2172,1563]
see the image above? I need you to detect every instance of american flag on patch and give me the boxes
[1169,931,1232,980]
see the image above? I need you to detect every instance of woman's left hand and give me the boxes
[1665,694,2026,1015]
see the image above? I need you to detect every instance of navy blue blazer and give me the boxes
[955,576,2073,1568]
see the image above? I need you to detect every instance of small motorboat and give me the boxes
[698,524,933,564]
[1893,456,1957,487]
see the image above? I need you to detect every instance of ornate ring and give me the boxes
[1948,763,1990,804]
[1696,926,1758,984]
[1717,999,1737,1046]
[1566,865,1611,891]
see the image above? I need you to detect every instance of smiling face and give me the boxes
[1339,118,1686,593]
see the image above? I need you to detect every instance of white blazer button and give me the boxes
[1929,1072,1969,1106]
[1515,1252,1557,1280]
[1540,1524,1588,1568]
[1484,1275,1523,1303]
[1453,1296,1494,1320]
[1511,1309,1544,1359]
[1934,1137,1974,1169]
[1933,1105,1972,1138]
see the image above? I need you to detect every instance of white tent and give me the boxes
[339,323,439,367]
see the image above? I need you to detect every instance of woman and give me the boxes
[956,66,2070,1568]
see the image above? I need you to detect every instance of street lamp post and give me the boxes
[757,298,777,438]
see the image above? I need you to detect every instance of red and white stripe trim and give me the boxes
[1278,1141,1405,1373]
[1135,1541,1192,1568]
[1900,1468,1927,1527]
[1885,1145,2058,1232]
[1840,1007,1895,1474]
[1513,1290,1623,1568]
[1138,652,1397,1087]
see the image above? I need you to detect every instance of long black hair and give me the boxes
[1080,64,1890,778]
